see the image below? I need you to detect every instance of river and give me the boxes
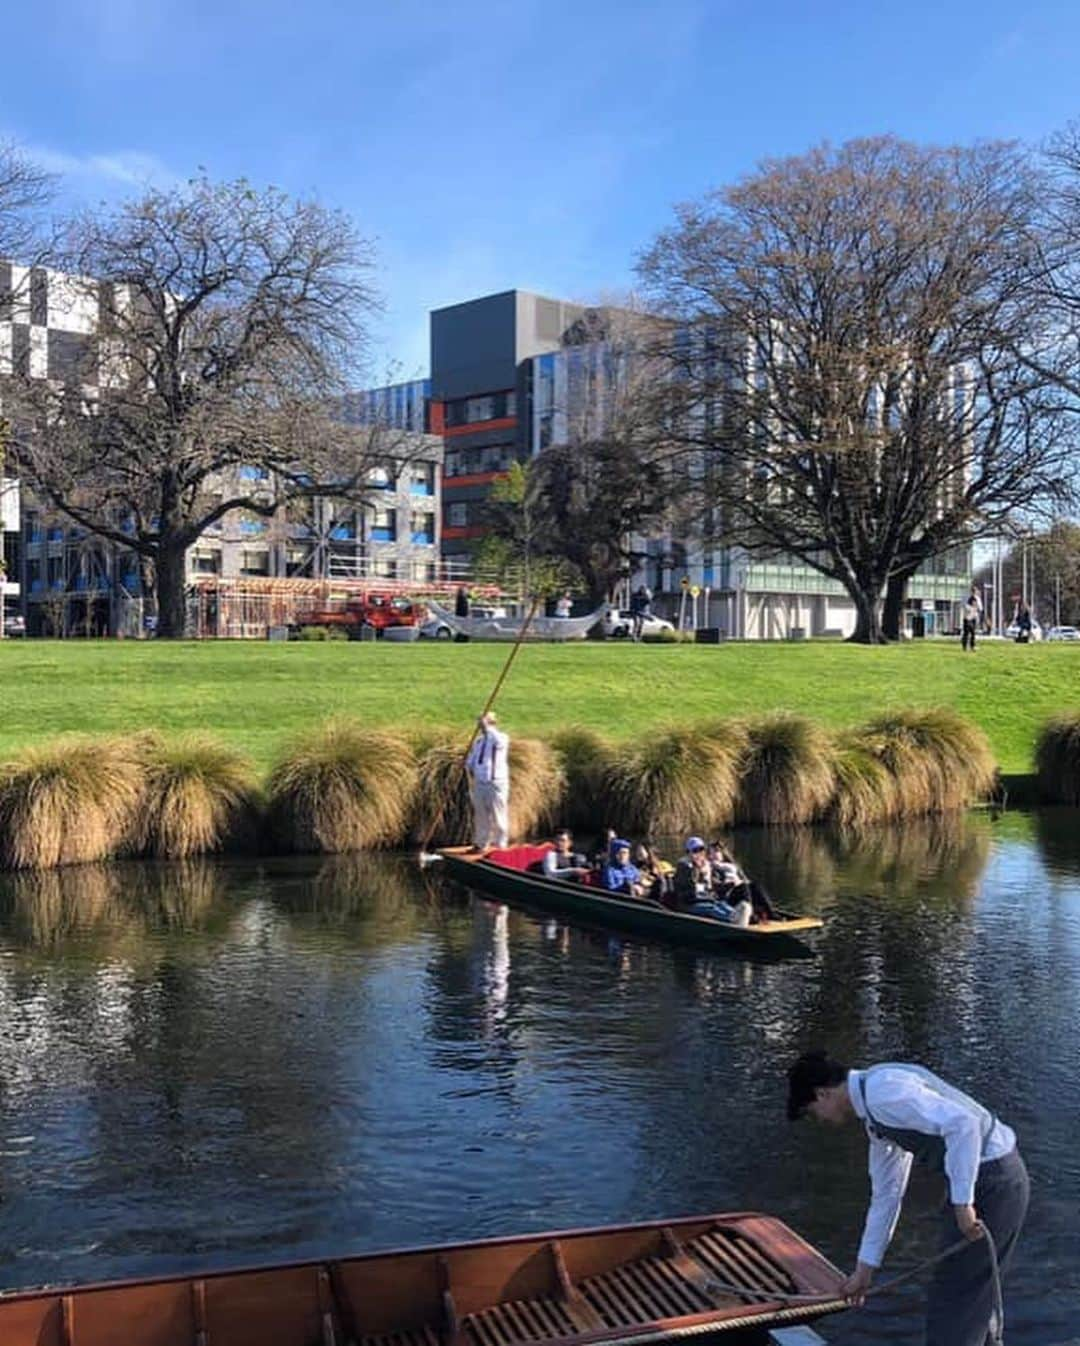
[0,810,1076,1342]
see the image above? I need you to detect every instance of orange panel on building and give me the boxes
[442,416,517,439]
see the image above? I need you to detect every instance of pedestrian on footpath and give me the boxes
[465,712,510,850]
[786,1051,1029,1346]
[961,586,983,651]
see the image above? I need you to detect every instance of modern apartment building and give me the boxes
[2,263,443,635]
[431,291,587,559]
[358,290,973,638]
[529,340,972,639]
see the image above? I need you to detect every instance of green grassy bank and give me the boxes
[1,638,1077,774]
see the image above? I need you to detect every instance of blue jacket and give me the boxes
[602,861,641,893]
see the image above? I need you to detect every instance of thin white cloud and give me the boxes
[28,145,181,190]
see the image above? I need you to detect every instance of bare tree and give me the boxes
[10,177,418,636]
[639,137,1077,642]
[0,138,53,268]
[526,306,689,603]
[0,140,54,639]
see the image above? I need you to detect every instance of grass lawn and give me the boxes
[0,637,1077,774]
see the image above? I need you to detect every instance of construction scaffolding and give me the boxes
[185,576,505,640]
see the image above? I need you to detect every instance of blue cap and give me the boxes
[685,836,706,852]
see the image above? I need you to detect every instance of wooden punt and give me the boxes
[437,847,823,956]
[0,1213,849,1346]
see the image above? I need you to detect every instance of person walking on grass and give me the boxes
[786,1051,1029,1346]
[465,712,510,850]
[961,586,983,652]
[630,584,653,641]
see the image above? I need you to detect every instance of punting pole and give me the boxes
[418,593,544,863]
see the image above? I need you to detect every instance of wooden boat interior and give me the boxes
[441,847,823,937]
[0,1214,846,1346]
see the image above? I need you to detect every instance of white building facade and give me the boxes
[1,265,442,635]
[528,341,972,639]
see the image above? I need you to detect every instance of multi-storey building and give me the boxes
[431,291,586,560]
[529,340,972,639]
[2,264,443,635]
[358,291,973,638]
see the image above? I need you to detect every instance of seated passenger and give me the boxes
[632,842,674,903]
[708,840,776,922]
[543,829,591,881]
[601,838,645,898]
[673,836,751,927]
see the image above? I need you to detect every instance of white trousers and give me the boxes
[472,779,510,849]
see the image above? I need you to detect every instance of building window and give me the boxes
[367,464,393,489]
[285,546,310,577]
[370,506,396,542]
[445,390,516,427]
[444,450,462,477]
[238,465,270,481]
[372,557,397,579]
[410,511,435,545]
[191,549,221,575]
[239,550,270,576]
[238,512,267,535]
[409,461,435,494]
[446,503,468,528]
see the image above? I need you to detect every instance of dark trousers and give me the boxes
[925,1147,1029,1346]
[961,618,977,651]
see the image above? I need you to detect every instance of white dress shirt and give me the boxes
[849,1064,1016,1267]
[466,725,510,788]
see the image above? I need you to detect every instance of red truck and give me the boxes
[294,592,421,638]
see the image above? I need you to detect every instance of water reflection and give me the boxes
[0,859,234,950]
[0,814,1076,1345]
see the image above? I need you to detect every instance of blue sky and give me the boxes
[5,0,1080,378]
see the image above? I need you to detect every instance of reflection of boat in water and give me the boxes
[0,1213,847,1344]
[427,601,604,641]
[439,846,822,955]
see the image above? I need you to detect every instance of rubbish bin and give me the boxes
[788,626,807,641]
[695,628,723,644]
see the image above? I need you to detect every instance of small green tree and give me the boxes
[475,462,576,599]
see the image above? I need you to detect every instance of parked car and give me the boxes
[2,613,26,637]
[1046,625,1079,641]
[1004,621,1042,642]
[601,607,676,639]
[418,604,508,640]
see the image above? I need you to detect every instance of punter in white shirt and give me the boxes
[787,1051,1029,1346]
[465,712,510,850]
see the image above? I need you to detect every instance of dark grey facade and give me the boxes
[432,290,583,555]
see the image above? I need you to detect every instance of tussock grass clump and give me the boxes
[412,736,474,845]
[134,733,259,858]
[268,721,416,853]
[854,707,996,816]
[737,714,836,826]
[1035,712,1080,805]
[0,736,144,869]
[829,737,898,828]
[600,723,745,838]
[507,737,566,841]
[411,734,565,846]
[548,726,616,830]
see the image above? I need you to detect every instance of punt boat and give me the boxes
[0,1212,849,1346]
[437,846,823,955]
